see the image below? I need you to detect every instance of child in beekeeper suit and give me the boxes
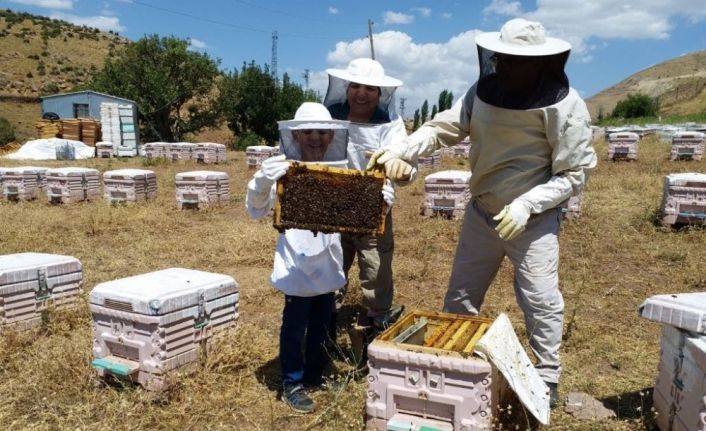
[245,102,395,413]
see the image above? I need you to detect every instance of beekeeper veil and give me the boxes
[475,18,571,110]
[278,102,349,163]
[324,58,403,123]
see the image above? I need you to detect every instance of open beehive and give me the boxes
[274,162,387,235]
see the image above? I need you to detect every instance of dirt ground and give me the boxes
[0,138,704,430]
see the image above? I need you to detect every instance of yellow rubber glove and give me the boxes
[493,199,532,241]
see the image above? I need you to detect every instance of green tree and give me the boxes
[431,104,438,120]
[413,109,420,131]
[421,100,429,124]
[0,117,16,147]
[91,35,220,142]
[438,90,448,112]
[445,91,454,110]
[610,93,660,119]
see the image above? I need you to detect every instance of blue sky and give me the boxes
[3,0,705,117]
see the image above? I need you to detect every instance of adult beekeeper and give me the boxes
[245,102,396,412]
[324,58,413,336]
[367,18,597,406]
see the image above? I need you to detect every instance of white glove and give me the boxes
[493,199,532,241]
[367,149,414,182]
[252,154,289,192]
[381,180,395,213]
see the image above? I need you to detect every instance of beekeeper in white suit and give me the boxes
[368,18,597,406]
[324,58,413,334]
[245,102,395,413]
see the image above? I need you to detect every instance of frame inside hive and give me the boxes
[274,162,387,235]
[375,310,493,357]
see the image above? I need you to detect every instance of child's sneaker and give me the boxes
[282,384,316,413]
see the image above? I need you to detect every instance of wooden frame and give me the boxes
[273,162,387,235]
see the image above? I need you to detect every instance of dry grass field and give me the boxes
[1,138,705,430]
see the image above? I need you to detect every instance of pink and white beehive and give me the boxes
[246,145,277,169]
[453,143,471,158]
[660,173,706,226]
[46,167,101,204]
[0,252,83,330]
[192,143,226,164]
[168,143,197,161]
[561,193,583,221]
[96,142,114,158]
[670,131,705,161]
[143,142,169,159]
[0,166,48,201]
[640,292,706,431]
[418,150,442,170]
[90,268,239,390]
[422,170,472,219]
[103,169,157,203]
[366,311,551,431]
[175,170,230,209]
[607,132,640,161]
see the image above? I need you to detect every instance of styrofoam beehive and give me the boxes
[418,150,442,170]
[46,167,101,204]
[103,169,157,203]
[96,141,114,158]
[143,142,169,159]
[0,166,49,201]
[0,253,83,330]
[453,142,472,158]
[366,311,551,430]
[670,131,705,161]
[90,267,239,390]
[660,173,706,226]
[421,170,472,219]
[561,193,583,221]
[192,143,226,164]
[607,132,639,161]
[168,143,197,161]
[175,170,230,209]
[246,145,277,169]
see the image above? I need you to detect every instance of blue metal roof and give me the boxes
[40,90,137,105]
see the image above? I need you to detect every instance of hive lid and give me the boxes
[425,170,472,183]
[0,252,82,285]
[246,145,276,152]
[175,170,228,180]
[474,313,551,425]
[104,169,155,178]
[89,267,239,315]
[665,172,706,185]
[639,292,706,334]
[0,166,49,174]
[47,167,100,176]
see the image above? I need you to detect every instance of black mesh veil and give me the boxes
[476,45,570,110]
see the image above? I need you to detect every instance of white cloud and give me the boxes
[50,12,125,32]
[188,38,207,50]
[412,7,431,18]
[482,0,522,17]
[383,11,414,25]
[441,12,452,19]
[328,6,339,15]
[8,0,73,10]
[319,30,481,117]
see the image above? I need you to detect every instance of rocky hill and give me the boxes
[586,50,706,120]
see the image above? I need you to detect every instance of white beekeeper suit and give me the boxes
[370,18,598,397]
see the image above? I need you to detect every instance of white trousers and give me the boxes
[443,199,564,383]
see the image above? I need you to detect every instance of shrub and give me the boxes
[610,93,660,119]
[0,117,16,147]
[232,131,261,151]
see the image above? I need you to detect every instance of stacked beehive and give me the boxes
[640,293,706,431]
[192,143,227,164]
[246,145,278,169]
[143,142,169,159]
[117,104,137,156]
[62,119,81,142]
[79,118,101,146]
[103,169,157,203]
[0,166,48,201]
[96,142,114,158]
[0,252,83,331]
[46,167,101,204]
[561,193,583,221]
[35,120,62,139]
[607,132,640,161]
[168,143,196,161]
[100,102,121,154]
[421,170,472,219]
[453,142,472,158]
[418,149,442,169]
[175,170,230,209]
[90,268,239,390]
[660,172,706,226]
[670,131,705,161]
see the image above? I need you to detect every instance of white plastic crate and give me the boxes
[90,268,239,390]
[421,170,472,219]
[175,170,230,209]
[0,253,83,330]
[660,173,706,226]
[0,166,48,201]
[103,169,157,203]
[607,132,639,161]
[246,145,277,169]
[670,131,705,161]
[46,167,101,204]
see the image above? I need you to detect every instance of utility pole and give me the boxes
[367,19,375,60]
[303,69,310,89]
[399,97,406,119]
[271,31,278,82]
